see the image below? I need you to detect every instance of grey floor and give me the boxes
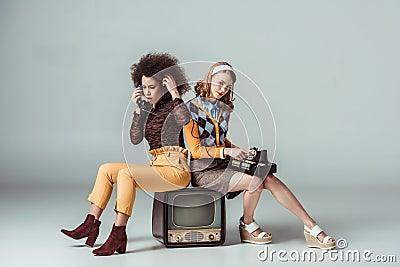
[1,181,399,267]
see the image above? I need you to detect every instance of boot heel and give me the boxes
[85,234,97,247]
[116,238,127,254]
[85,220,101,247]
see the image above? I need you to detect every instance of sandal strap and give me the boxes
[243,221,260,234]
[323,235,332,244]
[240,218,261,233]
[257,231,268,238]
[304,225,323,238]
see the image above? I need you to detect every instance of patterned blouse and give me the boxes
[130,94,191,150]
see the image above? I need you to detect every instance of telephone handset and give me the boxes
[136,82,147,109]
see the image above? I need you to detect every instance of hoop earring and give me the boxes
[230,90,235,101]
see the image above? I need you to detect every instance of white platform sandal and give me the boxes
[304,225,335,249]
[239,217,272,244]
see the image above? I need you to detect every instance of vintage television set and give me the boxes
[152,187,226,247]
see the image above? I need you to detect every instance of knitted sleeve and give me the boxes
[130,111,147,145]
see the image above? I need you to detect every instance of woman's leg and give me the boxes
[115,213,129,226]
[62,162,128,246]
[242,188,263,222]
[89,204,103,220]
[114,167,137,225]
[88,162,134,226]
[92,166,135,256]
[93,163,189,256]
[88,162,130,217]
[263,174,334,242]
[228,173,270,237]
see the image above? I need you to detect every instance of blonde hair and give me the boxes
[194,61,236,109]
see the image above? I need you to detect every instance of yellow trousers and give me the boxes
[87,146,190,217]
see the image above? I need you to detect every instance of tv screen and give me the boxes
[172,194,215,227]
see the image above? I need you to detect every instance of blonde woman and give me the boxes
[183,62,336,249]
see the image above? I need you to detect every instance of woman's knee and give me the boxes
[242,175,264,193]
[229,173,255,192]
[117,168,134,182]
[98,162,113,174]
[248,182,263,194]
[263,174,278,190]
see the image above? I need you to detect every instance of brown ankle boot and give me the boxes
[92,224,127,256]
[61,214,101,247]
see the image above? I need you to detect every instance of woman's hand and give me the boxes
[224,148,249,160]
[162,75,180,99]
[132,87,143,114]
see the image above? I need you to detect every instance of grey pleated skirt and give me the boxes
[190,158,243,199]
[191,156,278,199]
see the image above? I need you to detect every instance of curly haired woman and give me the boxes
[61,52,191,256]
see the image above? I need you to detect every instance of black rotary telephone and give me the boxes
[228,147,277,176]
[226,147,277,199]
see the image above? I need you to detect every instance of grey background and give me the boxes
[0,0,399,266]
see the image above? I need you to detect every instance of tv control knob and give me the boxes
[208,234,215,240]
[176,235,182,242]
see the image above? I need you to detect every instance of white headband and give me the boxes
[211,64,234,76]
